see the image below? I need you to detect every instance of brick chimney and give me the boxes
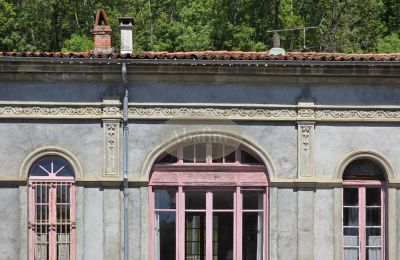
[92,10,113,54]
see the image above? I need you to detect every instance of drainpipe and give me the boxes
[122,62,129,260]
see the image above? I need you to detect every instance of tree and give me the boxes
[376,33,400,53]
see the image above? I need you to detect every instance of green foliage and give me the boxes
[62,34,93,52]
[376,33,400,53]
[2,0,400,53]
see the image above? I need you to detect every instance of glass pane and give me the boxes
[57,184,70,204]
[366,208,381,226]
[243,190,263,210]
[186,191,206,209]
[34,226,49,260]
[53,158,74,177]
[243,212,263,260]
[224,145,236,163]
[344,228,359,246]
[343,207,359,226]
[344,248,359,260]
[213,212,233,260]
[367,248,381,260]
[158,152,178,164]
[57,226,71,260]
[155,212,176,260]
[212,143,224,163]
[213,191,233,209]
[183,145,195,163]
[30,156,74,177]
[36,184,50,203]
[57,205,70,222]
[186,212,205,260]
[241,150,260,164]
[195,144,207,163]
[31,157,52,176]
[155,189,176,209]
[366,188,381,206]
[367,228,381,246]
[344,188,359,206]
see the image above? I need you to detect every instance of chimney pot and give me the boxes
[92,10,113,54]
[119,17,134,55]
[268,32,285,56]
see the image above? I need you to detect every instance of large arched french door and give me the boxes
[149,142,269,260]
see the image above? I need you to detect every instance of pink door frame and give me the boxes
[149,168,269,260]
[342,180,385,260]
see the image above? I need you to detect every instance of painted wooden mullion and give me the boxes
[70,183,77,260]
[28,182,35,260]
[49,183,57,260]
[206,191,213,260]
[235,187,242,260]
[264,187,269,260]
[178,186,185,260]
[381,187,385,260]
[148,186,155,260]
[359,187,366,260]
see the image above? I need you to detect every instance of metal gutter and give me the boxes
[122,62,129,260]
[1,56,400,66]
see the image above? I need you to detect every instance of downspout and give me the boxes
[122,62,129,260]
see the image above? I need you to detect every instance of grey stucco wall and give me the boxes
[129,121,297,179]
[130,83,400,106]
[0,121,103,178]
[0,185,20,259]
[315,123,400,179]
[1,78,400,260]
[3,82,400,106]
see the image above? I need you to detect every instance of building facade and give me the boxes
[1,29,400,260]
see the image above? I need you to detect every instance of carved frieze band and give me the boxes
[1,103,400,122]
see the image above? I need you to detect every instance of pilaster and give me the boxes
[102,87,121,177]
[297,87,315,178]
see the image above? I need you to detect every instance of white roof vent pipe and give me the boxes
[268,32,286,55]
[119,17,134,55]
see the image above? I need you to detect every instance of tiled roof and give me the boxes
[2,51,400,62]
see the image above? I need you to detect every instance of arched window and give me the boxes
[28,155,76,260]
[342,159,386,260]
[149,142,269,260]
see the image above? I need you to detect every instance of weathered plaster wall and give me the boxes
[2,82,400,106]
[128,121,297,179]
[0,121,103,178]
[0,83,113,102]
[0,185,20,259]
[130,83,400,106]
[315,123,400,179]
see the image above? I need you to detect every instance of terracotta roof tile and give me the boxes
[1,51,400,62]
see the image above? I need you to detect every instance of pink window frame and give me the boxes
[342,180,386,260]
[28,176,76,260]
[149,145,269,260]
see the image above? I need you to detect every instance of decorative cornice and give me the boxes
[0,103,104,119]
[128,104,400,122]
[1,102,400,122]
[128,106,298,120]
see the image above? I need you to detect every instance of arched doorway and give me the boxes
[149,141,269,260]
